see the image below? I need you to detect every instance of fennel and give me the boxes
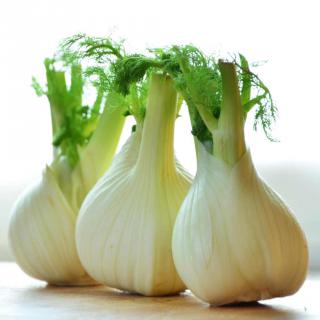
[76,73,192,296]
[111,46,308,304]
[170,49,308,305]
[9,43,126,285]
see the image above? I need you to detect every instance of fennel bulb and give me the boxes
[76,73,192,296]
[9,57,125,285]
[172,60,308,305]
[9,166,93,285]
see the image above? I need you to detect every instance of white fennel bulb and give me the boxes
[9,56,125,285]
[173,143,308,305]
[171,57,308,305]
[76,73,192,296]
[9,166,93,285]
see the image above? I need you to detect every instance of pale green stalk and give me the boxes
[78,101,126,193]
[135,73,177,177]
[212,62,246,165]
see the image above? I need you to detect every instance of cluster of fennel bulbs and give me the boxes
[108,47,308,305]
[9,34,308,306]
[8,40,127,285]
[55,35,192,296]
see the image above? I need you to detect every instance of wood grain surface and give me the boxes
[0,263,318,319]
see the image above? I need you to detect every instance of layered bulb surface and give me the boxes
[9,166,95,285]
[172,143,308,305]
[172,62,308,306]
[76,74,192,296]
[8,104,124,286]
[9,56,125,285]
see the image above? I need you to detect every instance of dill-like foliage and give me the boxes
[112,55,161,95]
[59,34,150,124]
[31,77,45,97]
[236,54,277,141]
[59,33,123,63]
[156,45,220,146]
[57,35,277,145]
[167,47,277,143]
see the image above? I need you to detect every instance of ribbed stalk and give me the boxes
[135,73,177,178]
[212,62,246,165]
[79,101,126,191]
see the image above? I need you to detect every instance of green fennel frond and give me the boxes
[105,54,156,123]
[235,54,278,141]
[167,47,277,142]
[60,35,151,124]
[59,33,124,63]
[109,46,216,145]
[84,66,111,92]
[156,45,220,146]
[31,77,46,96]
[82,41,277,143]
[112,54,161,95]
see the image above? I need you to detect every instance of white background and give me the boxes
[0,0,319,267]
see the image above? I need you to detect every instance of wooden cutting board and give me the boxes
[0,263,318,319]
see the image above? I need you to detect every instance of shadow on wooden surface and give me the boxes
[0,263,316,319]
[7,283,302,319]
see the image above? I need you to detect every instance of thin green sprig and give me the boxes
[59,34,148,126]
[73,38,277,146]
[58,33,123,64]
[235,54,278,141]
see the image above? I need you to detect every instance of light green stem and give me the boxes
[179,60,218,134]
[78,101,126,191]
[212,62,246,165]
[196,103,218,132]
[44,59,67,137]
[135,73,177,177]
[51,101,126,211]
